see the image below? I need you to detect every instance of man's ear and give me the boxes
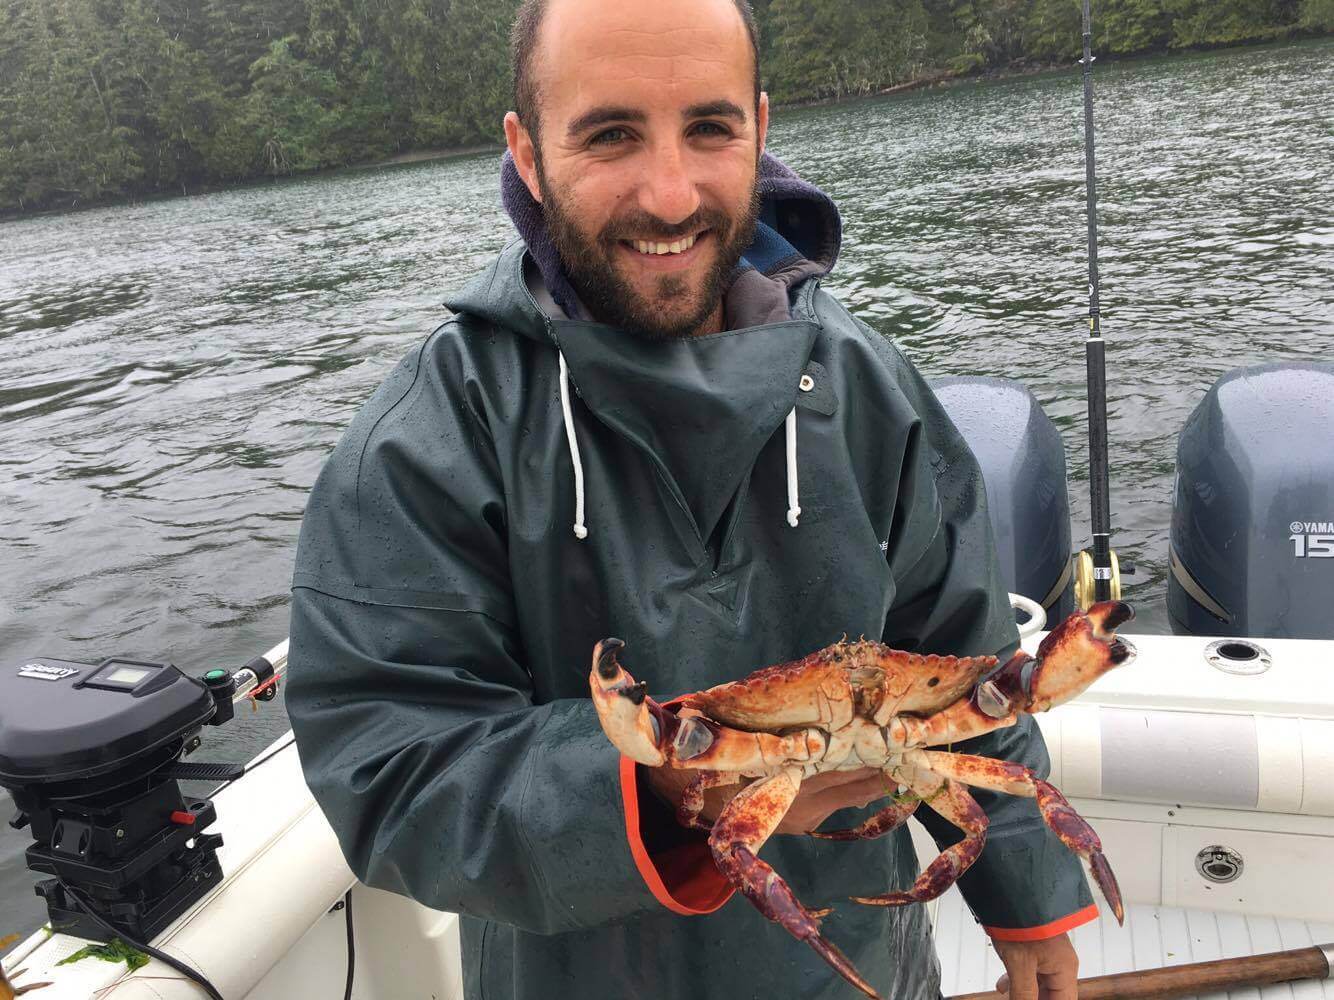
[757,92,770,159]
[504,112,544,204]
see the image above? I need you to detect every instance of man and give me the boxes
[286,0,1099,997]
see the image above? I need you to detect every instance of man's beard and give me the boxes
[537,166,762,341]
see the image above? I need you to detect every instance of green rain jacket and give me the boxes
[287,156,1096,1000]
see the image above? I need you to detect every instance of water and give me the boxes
[2,39,1331,936]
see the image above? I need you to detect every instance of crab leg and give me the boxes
[710,767,882,1000]
[851,770,988,908]
[891,600,1137,750]
[590,638,829,772]
[678,770,743,829]
[907,749,1125,924]
[890,697,1018,749]
[810,785,918,841]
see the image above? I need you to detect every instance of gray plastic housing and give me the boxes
[930,376,1074,622]
[1169,362,1334,639]
[0,656,216,784]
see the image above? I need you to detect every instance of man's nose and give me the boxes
[637,144,701,226]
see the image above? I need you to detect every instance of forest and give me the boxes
[1,0,1330,215]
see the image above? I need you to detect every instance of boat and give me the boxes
[3,599,1332,999]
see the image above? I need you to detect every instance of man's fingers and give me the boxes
[774,773,895,834]
[998,954,1038,999]
[844,774,893,808]
[799,767,883,793]
[1039,980,1079,1000]
[803,776,888,814]
[994,934,1079,999]
[1037,960,1080,999]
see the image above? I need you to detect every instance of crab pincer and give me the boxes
[981,600,1136,717]
[589,638,668,766]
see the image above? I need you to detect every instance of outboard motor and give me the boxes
[931,377,1075,622]
[0,649,279,944]
[1169,362,1334,639]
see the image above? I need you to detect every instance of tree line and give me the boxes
[1,0,1329,216]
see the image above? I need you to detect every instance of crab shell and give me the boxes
[680,641,998,733]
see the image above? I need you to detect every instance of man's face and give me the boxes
[505,0,768,340]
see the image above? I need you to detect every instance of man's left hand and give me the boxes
[991,933,1079,999]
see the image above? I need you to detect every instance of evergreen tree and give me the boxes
[0,0,1327,215]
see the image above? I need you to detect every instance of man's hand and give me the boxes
[645,766,892,834]
[992,934,1079,999]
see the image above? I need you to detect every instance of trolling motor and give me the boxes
[0,650,280,943]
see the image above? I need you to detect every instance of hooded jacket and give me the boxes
[287,154,1096,1000]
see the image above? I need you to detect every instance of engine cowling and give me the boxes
[1169,362,1334,639]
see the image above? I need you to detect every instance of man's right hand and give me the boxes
[645,765,893,835]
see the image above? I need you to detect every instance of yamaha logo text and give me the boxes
[1289,520,1334,558]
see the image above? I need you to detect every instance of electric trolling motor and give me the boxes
[0,651,279,943]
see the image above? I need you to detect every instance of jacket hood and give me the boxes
[445,152,842,337]
[442,152,842,547]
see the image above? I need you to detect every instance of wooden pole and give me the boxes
[949,943,1332,1000]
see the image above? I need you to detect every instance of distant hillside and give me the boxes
[1,0,1329,215]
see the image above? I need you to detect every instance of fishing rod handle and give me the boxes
[949,942,1332,1000]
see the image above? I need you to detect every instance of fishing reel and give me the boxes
[1073,548,1125,610]
[0,653,277,943]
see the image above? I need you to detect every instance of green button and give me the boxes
[204,669,228,681]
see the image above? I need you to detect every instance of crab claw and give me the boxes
[589,638,667,766]
[987,602,1135,715]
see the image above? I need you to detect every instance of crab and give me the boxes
[589,601,1136,1000]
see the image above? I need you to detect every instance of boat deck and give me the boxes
[934,886,1334,998]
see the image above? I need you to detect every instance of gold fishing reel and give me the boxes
[1074,549,1123,611]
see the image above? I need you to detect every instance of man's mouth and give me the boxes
[619,229,710,258]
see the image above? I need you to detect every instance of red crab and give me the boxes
[589,602,1136,999]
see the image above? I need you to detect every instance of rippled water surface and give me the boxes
[2,39,1331,932]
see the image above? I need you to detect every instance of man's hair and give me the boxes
[510,0,761,148]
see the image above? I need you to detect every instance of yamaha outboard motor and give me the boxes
[931,377,1075,621]
[1169,362,1334,639]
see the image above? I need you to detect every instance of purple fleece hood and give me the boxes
[499,151,842,320]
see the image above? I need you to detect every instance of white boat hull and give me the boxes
[4,628,1331,998]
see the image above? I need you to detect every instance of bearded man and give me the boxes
[286,0,1100,997]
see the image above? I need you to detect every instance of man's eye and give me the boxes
[691,121,731,137]
[590,127,629,146]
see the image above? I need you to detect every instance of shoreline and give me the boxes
[349,143,502,171]
[3,34,1328,222]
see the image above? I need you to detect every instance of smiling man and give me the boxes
[504,1,765,342]
[287,1,1099,998]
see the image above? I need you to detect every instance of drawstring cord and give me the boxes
[558,352,589,540]
[785,406,801,527]
[557,354,803,538]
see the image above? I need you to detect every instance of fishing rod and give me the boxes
[1074,0,1121,608]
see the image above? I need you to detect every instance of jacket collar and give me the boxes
[498,151,840,321]
[445,156,841,545]
[549,298,821,544]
